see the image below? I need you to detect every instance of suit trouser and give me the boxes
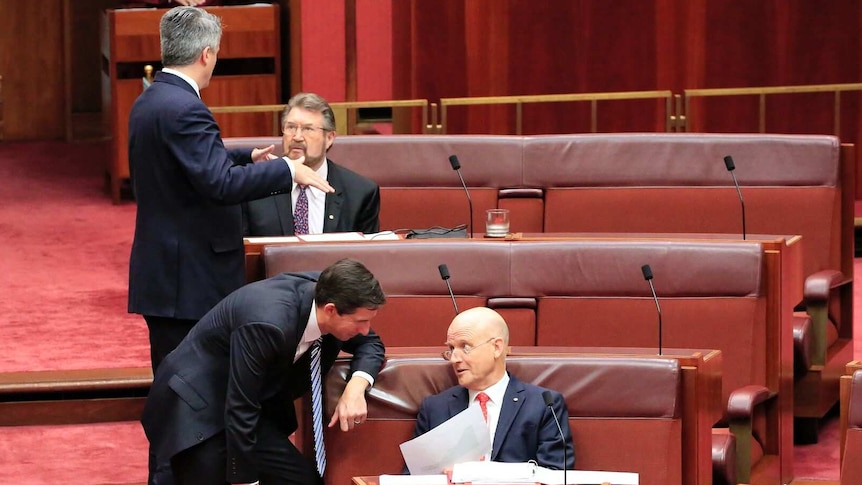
[144,315,198,485]
[171,426,323,485]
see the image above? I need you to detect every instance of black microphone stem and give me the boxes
[455,170,473,239]
[445,279,459,314]
[438,264,459,314]
[543,391,567,485]
[729,170,746,240]
[647,278,662,355]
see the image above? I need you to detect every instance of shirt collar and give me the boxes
[299,299,322,343]
[162,68,201,98]
[468,371,510,405]
[295,159,329,195]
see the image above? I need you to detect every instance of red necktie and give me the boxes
[477,392,490,423]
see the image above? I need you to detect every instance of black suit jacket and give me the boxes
[242,159,380,236]
[412,375,575,470]
[128,71,295,320]
[141,272,385,483]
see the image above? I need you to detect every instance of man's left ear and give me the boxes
[322,302,338,317]
[325,132,335,152]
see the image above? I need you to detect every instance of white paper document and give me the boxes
[400,405,491,475]
[378,474,448,485]
[451,461,638,485]
[244,236,300,244]
[297,232,366,242]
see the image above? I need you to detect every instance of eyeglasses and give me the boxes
[441,337,499,361]
[282,123,330,137]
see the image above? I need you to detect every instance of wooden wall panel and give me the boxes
[0,0,66,140]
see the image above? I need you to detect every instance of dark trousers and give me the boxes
[144,315,198,372]
[171,427,323,485]
[144,315,198,485]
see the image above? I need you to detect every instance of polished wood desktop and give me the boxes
[351,476,614,485]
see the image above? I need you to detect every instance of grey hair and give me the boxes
[160,7,222,67]
[282,92,337,132]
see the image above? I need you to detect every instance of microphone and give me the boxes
[438,264,459,314]
[723,155,746,240]
[542,390,568,485]
[641,264,663,355]
[448,155,474,238]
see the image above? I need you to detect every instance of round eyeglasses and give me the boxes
[441,337,498,361]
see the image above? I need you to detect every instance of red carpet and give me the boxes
[0,140,149,372]
[0,140,855,483]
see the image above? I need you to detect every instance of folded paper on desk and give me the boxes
[379,474,448,485]
[451,461,638,485]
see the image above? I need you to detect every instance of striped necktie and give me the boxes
[310,338,326,476]
[294,184,309,235]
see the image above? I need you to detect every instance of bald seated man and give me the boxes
[411,307,575,470]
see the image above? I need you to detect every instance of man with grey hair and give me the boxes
[128,9,333,483]
[242,92,380,236]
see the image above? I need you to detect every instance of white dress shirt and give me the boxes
[468,372,511,457]
[294,300,373,386]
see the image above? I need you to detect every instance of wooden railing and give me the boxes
[210,99,431,136]
[437,90,676,134]
[684,83,862,134]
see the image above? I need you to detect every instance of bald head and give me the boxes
[449,307,509,344]
[445,307,509,391]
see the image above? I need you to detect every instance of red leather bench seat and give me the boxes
[322,354,684,485]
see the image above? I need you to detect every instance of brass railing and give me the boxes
[210,99,430,136]
[208,83,862,137]
[438,90,676,134]
[684,83,862,134]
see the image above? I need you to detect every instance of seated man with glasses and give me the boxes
[411,307,575,471]
[242,92,381,237]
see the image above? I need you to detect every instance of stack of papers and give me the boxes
[451,461,639,485]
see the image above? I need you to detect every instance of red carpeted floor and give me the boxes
[0,140,855,484]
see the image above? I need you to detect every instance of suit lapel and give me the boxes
[274,193,295,235]
[492,377,525,460]
[448,386,470,418]
[323,161,345,233]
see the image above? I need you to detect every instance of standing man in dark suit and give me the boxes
[142,258,386,485]
[127,7,333,375]
[411,307,575,470]
[242,92,380,237]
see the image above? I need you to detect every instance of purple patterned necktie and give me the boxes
[294,184,309,235]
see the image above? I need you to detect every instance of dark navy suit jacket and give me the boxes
[127,71,296,320]
[412,375,575,470]
[141,272,385,483]
[241,159,380,236]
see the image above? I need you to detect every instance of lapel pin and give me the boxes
[328,215,334,219]
[513,397,519,402]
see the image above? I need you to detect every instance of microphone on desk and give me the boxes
[438,264,460,314]
[641,264,663,355]
[542,390,568,485]
[723,155,747,240]
[448,155,474,238]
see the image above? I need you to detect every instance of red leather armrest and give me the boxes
[803,269,850,303]
[727,385,775,419]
